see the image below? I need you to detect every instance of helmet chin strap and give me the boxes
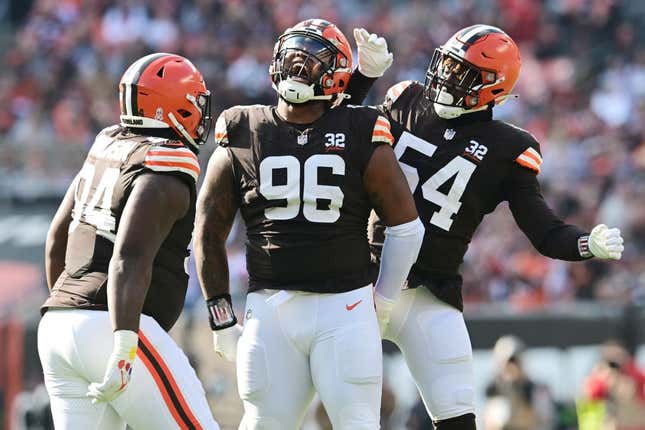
[168,112,198,148]
[433,86,490,119]
[277,79,335,104]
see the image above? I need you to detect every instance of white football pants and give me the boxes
[38,309,220,430]
[237,285,382,430]
[383,287,475,421]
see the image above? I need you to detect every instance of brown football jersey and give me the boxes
[42,125,199,331]
[368,81,587,310]
[215,104,394,294]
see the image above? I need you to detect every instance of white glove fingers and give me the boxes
[605,237,623,246]
[368,33,378,44]
[353,28,369,44]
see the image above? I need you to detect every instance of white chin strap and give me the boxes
[168,112,198,148]
[433,86,488,119]
[277,79,333,104]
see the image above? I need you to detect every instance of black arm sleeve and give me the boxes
[504,165,590,261]
[343,69,377,106]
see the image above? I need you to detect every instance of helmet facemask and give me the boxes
[270,32,347,104]
[424,48,500,119]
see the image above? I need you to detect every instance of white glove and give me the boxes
[374,293,395,336]
[213,324,243,362]
[589,224,624,260]
[353,28,394,78]
[87,330,138,403]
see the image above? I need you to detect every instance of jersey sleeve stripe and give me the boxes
[523,147,542,164]
[516,154,541,173]
[145,155,200,169]
[385,80,414,103]
[372,130,394,138]
[146,149,198,162]
[214,114,228,145]
[372,115,394,145]
[144,161,200,180]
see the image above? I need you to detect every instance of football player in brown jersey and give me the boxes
[39,53,221,429]
[348,25,625,430]
[194,19,424,430]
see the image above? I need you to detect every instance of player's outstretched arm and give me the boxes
[87,172,190,403]
[45,177,76,290]
[194,146,243,361]
[364,144,424,334]
[506,166,624,261]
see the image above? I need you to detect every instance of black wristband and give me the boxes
[206,293,237,330]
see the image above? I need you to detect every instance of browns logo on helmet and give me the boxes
[269,19,353,104]
[424,25,521,119]
[119,53,211,149]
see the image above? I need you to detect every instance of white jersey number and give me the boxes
[259,154,345,223]
[394,131,476,231]
[70,163,120,233]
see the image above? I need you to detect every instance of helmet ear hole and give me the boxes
[178,109,192,118]
[156,66,165,78]
[491,89,504,95]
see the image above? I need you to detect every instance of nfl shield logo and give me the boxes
[297,134,308,145]
[444,128,456,140]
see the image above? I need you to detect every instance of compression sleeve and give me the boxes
[374,217,424,301]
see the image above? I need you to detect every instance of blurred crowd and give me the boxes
[1,0,644,309]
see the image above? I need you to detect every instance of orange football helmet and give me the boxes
[269,19,353,103]
[119,53,211,149]
[424,25,521,119]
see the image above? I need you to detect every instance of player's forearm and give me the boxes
[194,233,231,299]
[344,69,377,105]
[107,255,152,331]
[534,224,590,261]
[45,233,67,291]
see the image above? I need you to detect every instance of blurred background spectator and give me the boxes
[0,0,644,429]
[579,340,645,430]
[484,335,556,430]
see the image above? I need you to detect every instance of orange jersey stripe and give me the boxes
[372,130,394,139]
[375,119,390,129]
[516,157,540,173]
[521,149,541,165]
[147,150,198,162]
[145,160,200,176]
[139,331,203,430]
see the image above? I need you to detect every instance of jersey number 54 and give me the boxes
[394,132,476,231]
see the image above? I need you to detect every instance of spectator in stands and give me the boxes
[484,335,555,430]
[582,340,645,429]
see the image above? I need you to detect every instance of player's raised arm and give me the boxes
[194,144,243,361]
[342,28,393,105]
[504,155,624,261]
[363,118,424,334]
[45,177,76,291]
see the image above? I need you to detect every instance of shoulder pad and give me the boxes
[214,113,229,146]
[371,115,394,146]
[385,80,415,105]
[498,122,543,174]
[143,145,200,182]
[215,105,270,147]
[515,146,542,174]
